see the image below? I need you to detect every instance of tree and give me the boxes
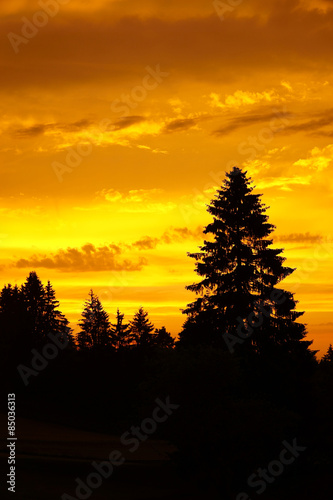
[77,290,111,350]
[0,284,27,352]
[0,273,72,354]
[110,309,132,349]
[179,167,315,360]
[129,307,155,348]
[44,280,74,346]
[321,344,333,363]
[154,326,175,349]
[21,271,47,346]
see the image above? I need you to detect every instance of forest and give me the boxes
[1,167,333,498]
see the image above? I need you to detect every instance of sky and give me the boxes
[0,0,333,355]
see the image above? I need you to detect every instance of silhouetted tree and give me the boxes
[77,290,111,349]
[0,284,27,351]
[21,271,47,346]
[43,280,74,345]
[110,308,132,349]
[129,307,155,348]
[179,167,315,360]
[321,344,333,363]
[154,326,175,349]
[0,273,72,356]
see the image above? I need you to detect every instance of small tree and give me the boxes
[321,344,333,363]
[44,281,74,346]
[77,290,111,350]
[154,326,175,349]
[129,307,155,348]
[110,309,132,349]
[0,284,27,352]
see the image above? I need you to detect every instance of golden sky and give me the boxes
[0,0,333,355]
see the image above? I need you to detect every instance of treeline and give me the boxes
[1,270,332,362]
[77,289,174,351]
[0,271,73,356]
[0,271,175,355]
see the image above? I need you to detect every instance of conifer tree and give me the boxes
[44,281,74,346]
[321,344,333,363]
[77,290,111,349]
[0,273,72,352]
[129,307,155,348]
[179,167,314,359]
[110,309,132,349]
[21,271,46,345]
[154,326,175,349]
[0,284,27,351]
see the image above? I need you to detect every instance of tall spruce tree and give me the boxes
[179,167,314,359]
[77,290,111,349]
[129,307,155,348]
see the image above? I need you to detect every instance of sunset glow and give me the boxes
[1,0,333,355]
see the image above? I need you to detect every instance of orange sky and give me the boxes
[0,0,332,355]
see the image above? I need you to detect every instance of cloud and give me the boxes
[132,236,159,250]
[95,188,176,213]
[97,188,163,203]
[163,118,197,133]
[294,144,333,171]
[161,226,204,244]
[209,90,280,110]
[274,232,323,243]
[112,116,146,131]
[15,243,147,272]
[213,109,291,136]
[300,0,333,12]
[13,119,92,138]
[12,225,204,272]
[131,226,204,250]
[256,175,312,190]
[279,109,333,135]
[3,6,333,91]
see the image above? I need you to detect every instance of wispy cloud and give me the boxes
[163,118,198,133]
[274,232,323,243]
[112,116,146,131]
[13,119,92,138]
[256,175,312,190]
[213,109,291,136]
